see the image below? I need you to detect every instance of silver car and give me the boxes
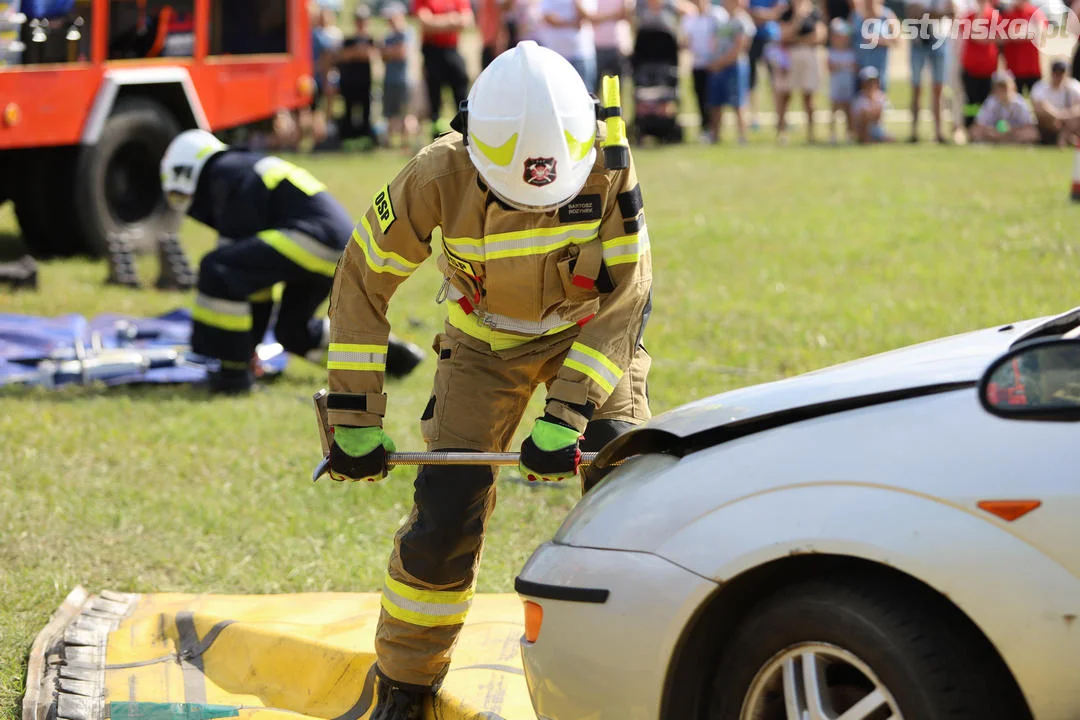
[516,308,1080,720]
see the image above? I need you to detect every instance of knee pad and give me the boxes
[398,460,496,586]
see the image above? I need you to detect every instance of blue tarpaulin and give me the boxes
[0,309,288,388]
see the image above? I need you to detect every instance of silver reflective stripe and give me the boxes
[195,294,247,317]
[381,583,472,617]
[326,349,387,365]
[354,220,418,275]
[282,230,342,263]
[566,347,622,389]
[445,223,600,261]
[602,224,651,263]
[447,287,568,334]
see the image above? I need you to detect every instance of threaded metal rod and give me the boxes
[313,452,618,481]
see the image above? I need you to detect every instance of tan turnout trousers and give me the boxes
[375,324,651,688]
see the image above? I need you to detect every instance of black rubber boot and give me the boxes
[154,233,197,291]
[370,676,429,720]
[207,365,254,396]
[105,232,141,289]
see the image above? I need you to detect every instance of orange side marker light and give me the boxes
[977,500,1042,522]
[523,600,543,643]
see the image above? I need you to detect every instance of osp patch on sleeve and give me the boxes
[374,184,396,233]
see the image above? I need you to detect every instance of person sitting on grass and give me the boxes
[971,70,1039,145]
[708,0,755,144]
[1031,59,1080,147]
[851,66,893,143]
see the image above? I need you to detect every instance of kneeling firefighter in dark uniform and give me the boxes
[325,42,652,718]
[159,130,423,393]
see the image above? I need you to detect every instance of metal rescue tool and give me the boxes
[311,389,616,481]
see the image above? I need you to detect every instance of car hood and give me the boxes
[616,311,1073,450]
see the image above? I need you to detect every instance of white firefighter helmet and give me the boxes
[462,41,597,211]
[160,129,228,213]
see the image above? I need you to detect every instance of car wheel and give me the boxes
[74,96,182,257]
[709,576,1027,720]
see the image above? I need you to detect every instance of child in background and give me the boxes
[827,17,856,143]
[380,3,419,152]
[852,65,893,143]
[709,0,755,144]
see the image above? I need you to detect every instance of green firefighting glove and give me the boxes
[329,426,396,483]
[519,415,582,483]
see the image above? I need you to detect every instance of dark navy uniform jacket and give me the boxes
[188,150,354,253]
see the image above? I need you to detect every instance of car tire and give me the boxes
[74,96,182,257]
[709,575,1029,720]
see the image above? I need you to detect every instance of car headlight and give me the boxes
[554,453,680,545]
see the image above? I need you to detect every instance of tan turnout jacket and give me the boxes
[326,132,652,433]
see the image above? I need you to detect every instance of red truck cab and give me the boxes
[0,0,314,256]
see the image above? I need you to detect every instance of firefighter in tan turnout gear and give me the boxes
[325,41,652,719]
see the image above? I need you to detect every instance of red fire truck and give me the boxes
[0,0,314,257]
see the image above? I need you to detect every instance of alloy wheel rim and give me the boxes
[739,642,904,720]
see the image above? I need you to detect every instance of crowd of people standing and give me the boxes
[256,0,1080,151]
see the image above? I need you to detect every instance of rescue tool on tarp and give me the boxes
[310,389,620,481]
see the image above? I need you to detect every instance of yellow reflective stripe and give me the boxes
[603,225,650,267]
[326,342,387,372]
[384,573,474,605]
[258,230,338,276]
[380,572,474,628]
[565,342,623,394]
[249,288,274,303]
[470,132,518,167]
[192,306,252,332]
[352,218,421,277]
[447,303,575,351]
[443,221,600,262]
[380,595,470,628]
[565,128,595,162]
[253,156,327,195]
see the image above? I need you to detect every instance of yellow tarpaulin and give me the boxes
[23,588,535,720]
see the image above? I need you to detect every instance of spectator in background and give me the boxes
[311,2,344,113]
[683,0,727,140]
[776,0,825,143]
[382,3,421,151]
[595,0,635,82]
[415,0,474,137]
[747,0,787,130]
[827,17,857,143]
[999,0,1045,95]
[851,65,892,141]
[958,0,1000,135]
[1031,58,1080,146]
[906,0,952,143]
[479,0,505,67]
[337,4,377,148]
[709,0,754,143]
[539,0,598,90]
[971,70,1039,143]
[851,0,897,93]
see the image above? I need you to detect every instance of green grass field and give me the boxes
[1,141,1078,719]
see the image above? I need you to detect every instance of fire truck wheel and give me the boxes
[75,96,182,257]
[12,147,84,258]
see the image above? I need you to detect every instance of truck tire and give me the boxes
[74,96,183,257]
[13,147,85,258]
